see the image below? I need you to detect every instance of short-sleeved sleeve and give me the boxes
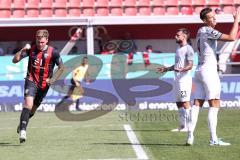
[52,48,63,66]
[186,45,194,61]
[207,28,222,40]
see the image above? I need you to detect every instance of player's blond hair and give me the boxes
[36,29,49,39]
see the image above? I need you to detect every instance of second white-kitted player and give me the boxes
[157,28,194,132]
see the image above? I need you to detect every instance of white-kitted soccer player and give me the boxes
[186,7,240,146]
[157,28,194,132]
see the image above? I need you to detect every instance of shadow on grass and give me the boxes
[96,129,171,132]
[92,142,186,146]
[0,142,21,147]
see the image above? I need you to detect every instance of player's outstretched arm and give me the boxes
[220,11,240,41]
[174,60,193,72]
[156,65,174,73]
[12,44,31,63]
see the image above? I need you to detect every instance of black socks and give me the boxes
[20,108,31,131]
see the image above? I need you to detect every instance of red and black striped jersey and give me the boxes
[22,45,63,89]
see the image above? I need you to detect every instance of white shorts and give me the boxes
[193,69,221,100]
[174,80,192,102]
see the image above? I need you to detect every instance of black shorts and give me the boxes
[24,79,49,107]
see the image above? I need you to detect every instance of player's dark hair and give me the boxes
[200,7,212,21]
[178,28,192,46]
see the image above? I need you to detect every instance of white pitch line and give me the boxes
[123,124,148,160]
[86,158,138,160]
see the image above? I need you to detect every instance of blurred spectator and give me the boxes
[215,8,223,15]
[0,47,4,56]
[142,45,151,66]
[146,45,153,53]
[69,46,79,55]
[6,46,13,55]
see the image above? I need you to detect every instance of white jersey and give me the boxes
[174,44,194,82]
[196,26,222,71]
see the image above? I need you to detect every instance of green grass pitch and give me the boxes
[0,108,239,160]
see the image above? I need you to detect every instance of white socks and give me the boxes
[178,107,186,129]
[188,105,200,136]
[208,107,219,142]
[185,108,190,129]
[178,107,190,129]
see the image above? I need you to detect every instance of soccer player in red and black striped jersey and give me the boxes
[12,29,64,143]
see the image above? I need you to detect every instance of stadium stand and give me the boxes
[166,6,179,15]
[125,7,137,16]
[0,0,238,18]
[68,7,81,16]
[82,0,94,7]
[26,8,39,17]
[138,6,151,15]
[124,0,136,6]
[41,0,53,8]
[110,0,123,7]
[96,0,109,7]
[96,7,109,16]
[110,7,123,16]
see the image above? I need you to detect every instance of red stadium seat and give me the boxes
[54,0,67,8]
[138,7,151,15]
[0,0,12,9]
[96,7,109,16]
[194,6,204,14]
[180,0,192,5]
[221,0,234,5]
[82,8,95,16]
[138,0,150,6]
[152,0,164,6]
[234,0,240,4]
[110,0,122,7]
[0,9,11,18]
[222,6,235,14]
[207,0,220,5]
[110,7,123,16]
[40,8,53,17]
[192,0,206,5]
[68,0,81,7]
[165,0,178,6]
[166,6,179,15]
[181,6,193,15]
[26,8,39,17]
[95,0,108,7]
[41,0,53,8]
[125,7,137,16]
[82,0,94,7]
[12,9,25,18]
[124,0,136,6]
[152,6,165,15]
[68,8,81,17]
[55,8,67,17]
[27,0,39,8]
[13,0,26,9]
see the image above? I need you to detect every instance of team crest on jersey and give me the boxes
[44,53,48,58]
[212,30,219,37]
